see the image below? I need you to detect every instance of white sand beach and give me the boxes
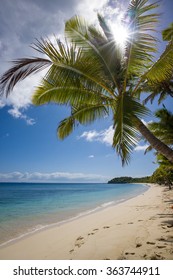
[0,184,172,260]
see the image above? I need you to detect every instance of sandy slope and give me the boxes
[0,184,172,260]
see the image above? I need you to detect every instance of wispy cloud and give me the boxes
[8,107,35,126]
[0,0,109,124]
[88,155,94,158]
[134,144,148,152]
[0,171,108,183]
[79,126,151,153]
[79,125,114,146]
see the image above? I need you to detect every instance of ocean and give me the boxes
[0,182,148,246]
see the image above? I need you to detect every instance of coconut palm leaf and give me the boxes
[0,57,51,96]
[123,0,159,82]
[162,22,173,41]
[148,108,173,144]
[112,93,150,165]
[58,104,109,139]
[65,15,121,92]
[33,82,113,106]
[144,107,173,154]
[143,79,173,104]
[144,40,173,85]
[122,0,159,94]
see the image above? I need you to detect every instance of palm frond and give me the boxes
[144,145,152,154]
[0,57,51,96]
[58,104,109,139]
[147,108,173,145]
[143,79,173,104]
[58,116,75,139]
[33,82,112,106]
[33,41,115,99]
[65,15,121,92]
[162,22,173,41]
[123,0,159,88]
[144,40,173,85]
[112,93,150,165]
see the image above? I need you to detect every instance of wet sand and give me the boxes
[0,184,172,260]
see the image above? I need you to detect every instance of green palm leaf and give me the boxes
[58,104,109,139]
[144,40,173,85]
[123,0,159,89]
[112,93,150,165]
[65,15,121,92]
[162,22,173,41]
[0,57,51,96]
[33,83,112,106]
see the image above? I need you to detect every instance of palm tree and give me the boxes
[1,0,173,165]
[145,106,173,154]
[148,107,173,146]
[143,22,173,104]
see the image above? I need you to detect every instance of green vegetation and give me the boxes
[151,164,173,189]
[108,176,151,184]
[146,108,173,189]
[109,106,173,187]
[1,0,173,165]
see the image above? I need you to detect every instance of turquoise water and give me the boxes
[0,183,148,246]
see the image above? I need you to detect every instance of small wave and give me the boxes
[0,187,148,248]
[0,201,117,247]
[101,201,115,208]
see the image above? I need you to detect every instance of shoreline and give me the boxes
[0,183,148,248]
[0,183,172,260]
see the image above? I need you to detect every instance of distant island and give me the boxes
[108,176,151,184]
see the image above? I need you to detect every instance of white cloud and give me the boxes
[0,171,108,183]
[76,0,108,20]
[0,0,120,126]
[88,155,94,158]
[8,107,35,126]
[1,71,46,125]
[0,100,5,108]
[79,127,150,152]
[134,144,148,152]
[79,125,114,146]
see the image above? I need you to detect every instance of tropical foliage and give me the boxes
[151,161,173,189]
[1,0,173,165]
[145,107,173,153]
[108,176,151,184]
[146,107,173,188]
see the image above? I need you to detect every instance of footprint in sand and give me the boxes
[103,226,110,229]
[136,243,142,248]
[75,236,85,248]
[116,223,122,225]
[138,220,143,222]
[128,222,134,224]
[157,245,166,249]
[125,252,135,255]
[146,241,156,245]
[158,237,166,241]
[69,249,74,254]
[88,229,99,236]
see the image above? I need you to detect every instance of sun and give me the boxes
[111,23,129,47]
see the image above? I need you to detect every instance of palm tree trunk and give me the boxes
[135,117,173,163]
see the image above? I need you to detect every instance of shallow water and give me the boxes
[0,182,148,246]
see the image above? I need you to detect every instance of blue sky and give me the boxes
[0,0,173,183]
